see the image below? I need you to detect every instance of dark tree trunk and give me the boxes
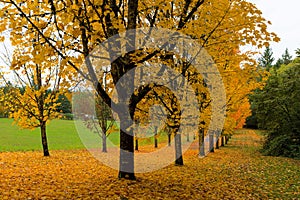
[168,133,171,146]
[118,127,135,180]
[102,133,107,152]
[117,0,138,180]
[225,135,229,144]
[154,133,158,148]
[118,95,135,179]
[40,122,50,156]
[221,136,225,147]
[175,133,183,165]
[154,126,158,148]
[209,131,214,153]
[135,138,138,151]
[187,132,190,142]
[215,137,219,149]
[199,128,205,157]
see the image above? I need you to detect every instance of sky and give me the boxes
[248,0,300,59]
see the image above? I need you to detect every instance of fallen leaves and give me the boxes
[0,129,299,199]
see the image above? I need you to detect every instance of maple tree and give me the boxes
[0,0,279,179]
[0,31,70,156]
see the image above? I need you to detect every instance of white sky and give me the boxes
[248,0,300,59]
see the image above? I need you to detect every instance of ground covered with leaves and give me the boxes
[1,129,299,199]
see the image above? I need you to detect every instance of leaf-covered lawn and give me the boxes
[0,129,299,199]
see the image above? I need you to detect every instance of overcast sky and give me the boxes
[248,0,300,59]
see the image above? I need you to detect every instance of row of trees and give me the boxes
[0,0,279,179]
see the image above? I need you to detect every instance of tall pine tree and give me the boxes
[258,46,275,71]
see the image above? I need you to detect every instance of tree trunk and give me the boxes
[102,133,107,152]
[117,0,138,180]
[118,127,135,180]
[187,132,190,142]
[117,100,135,179]
[199,128,205,157]
[215,137,219,149]
[209,131,214,153]
[225,135,229,144]
[154,134,158,148]
[221,136,225,147]
[168,133,171,146]
[40,122,50,156]
[175,133,183,165]
[154,126,158,148]
[135,138,138,151]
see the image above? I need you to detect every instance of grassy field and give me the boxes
[0,129,299,199]
[0,118,85,152]
[0,118,169,152]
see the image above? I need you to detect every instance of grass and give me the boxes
[0,118,85,152]
[0,118,170,152]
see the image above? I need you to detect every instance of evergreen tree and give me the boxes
[281,48,292,65]
[258,46,275,71]
[296,48,300,58]
[251,60,300,158]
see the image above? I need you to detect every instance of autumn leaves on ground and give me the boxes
[1,129,299,199]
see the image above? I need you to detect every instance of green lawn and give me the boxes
[0,118,86,152]
[0,118,169,152]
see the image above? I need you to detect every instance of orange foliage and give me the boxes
[0,130,299,199]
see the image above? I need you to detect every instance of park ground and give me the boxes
[0,128,299,199]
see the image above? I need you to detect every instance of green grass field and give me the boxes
[0,118,169,152]
[0,118,85,152]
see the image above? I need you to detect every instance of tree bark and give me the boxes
[199,128,205,157]
[102,133,107,152]
[40,122,50,156]
[215,137,219,149]
[118,126,135,180]
[225,135,229,144]
[221,136,225,147]
[154,126,158,148]
[135,138,139,151]
[209,131,214,153]
[175,133,183,165]
[118,90,135,179]
[168,133,171,146]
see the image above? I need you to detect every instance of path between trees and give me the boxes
[0,129,299,199]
